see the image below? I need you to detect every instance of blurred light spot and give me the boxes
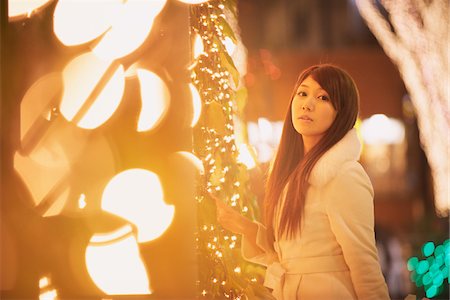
[189,84,202,127]
[92,0,167,61]
[78,194,87,209]
[407,257,419,271]
[247,118,283,163]
[193,34,204,59]
[360,114,405,145]
[416,260,429,274]
[223,36,236,55]
[258,118,274,143]
[423,241,435,257]
[101,169,174,243]
[136,69,170,132]
[425,285,438,298]
[86,225,151,295]
[60,52,125,129]
[39,289,57,300]
[39,277,50,288]
[8,0,51,20]
[237,144,256,169]
[53,0,122,46]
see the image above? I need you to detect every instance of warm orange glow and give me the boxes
[53,0,122,46]
[136,69,170,132]
[193,34,204,59]
[60,52,125,129]
[18,72,61,145]
[8,0,52,20]
[85,225,151,295]
[101,169,175,243]
[189,83,202,127]
[14,150,70,217]
[92,0,167,60]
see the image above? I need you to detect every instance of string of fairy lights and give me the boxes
[190,0,268,299]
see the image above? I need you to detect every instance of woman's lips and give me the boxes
[298,115,313,121]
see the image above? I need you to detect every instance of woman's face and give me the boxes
[291,76,337,141]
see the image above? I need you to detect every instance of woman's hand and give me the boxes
[214,195,257,237]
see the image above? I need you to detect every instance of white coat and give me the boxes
[242,129,390,300]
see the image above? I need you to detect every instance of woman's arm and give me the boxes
[325,163,390,300]
[215,197,276,265]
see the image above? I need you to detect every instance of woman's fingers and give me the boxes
[212,195,248,234]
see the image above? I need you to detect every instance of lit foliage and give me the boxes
[190,1,271,298]
[355,0,449,216]
[407,239,450,298]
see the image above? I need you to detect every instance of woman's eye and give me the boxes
[318,95,329,101]
[297,91,307,96]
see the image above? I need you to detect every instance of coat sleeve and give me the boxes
[324,163,390,300]
[241,221,278,267]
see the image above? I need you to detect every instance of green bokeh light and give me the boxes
[417,260,430,275]
[435,254,444,267]
[407,257,419,271]
[433,273,444,286]
[407,239,449,298]
[423,241,435,257]
[425,285,438,298]
[416,274,424,287]
[429,263,439,273]
[410,271,417,283]
[442,266,449,279]
[423,272,433,285]
[435,245,444,256]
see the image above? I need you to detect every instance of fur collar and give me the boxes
[308,128,361,187]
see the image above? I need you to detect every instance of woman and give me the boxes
[216,64,390,299]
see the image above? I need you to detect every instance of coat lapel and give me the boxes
[308,128,362,187]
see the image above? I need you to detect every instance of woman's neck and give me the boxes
[302,135,321,154]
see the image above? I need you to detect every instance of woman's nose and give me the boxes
[302,98,313,111]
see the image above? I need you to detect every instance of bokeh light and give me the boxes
[189,83,202,127]
[8,0,52,21]
[53,0,123,46]
[85,225,151,295]
[60,52,125,129]
[407,239,450,298]
[92,0,167,61]
[136,69,170,132]
[101,169,175,243]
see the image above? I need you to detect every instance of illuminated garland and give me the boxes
[407,239,450,298]
[190,1,270,298]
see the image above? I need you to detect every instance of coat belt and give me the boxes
[264,255,349,300]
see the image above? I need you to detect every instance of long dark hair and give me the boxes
[264,64,360,239]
